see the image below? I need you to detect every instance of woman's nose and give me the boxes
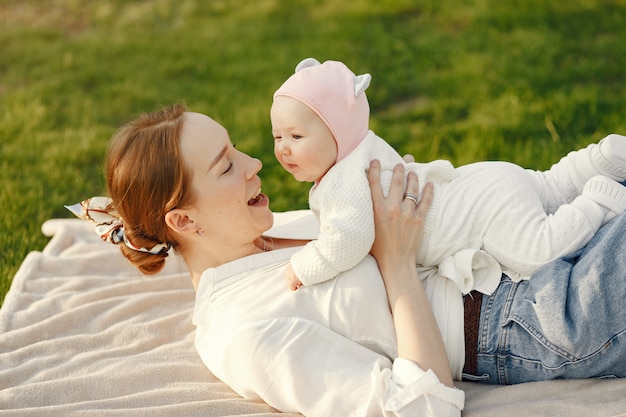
[246,156,262,178]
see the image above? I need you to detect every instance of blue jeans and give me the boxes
[471,210,626,384]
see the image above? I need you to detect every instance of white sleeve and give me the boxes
[291,172,376,286]
[211,317,464,417]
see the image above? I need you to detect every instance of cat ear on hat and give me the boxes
[354,73,371,97]
[295,57,321,73]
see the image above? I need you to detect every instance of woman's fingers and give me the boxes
[416,181,434,218]
[387,163,407,202]
[402,171,420,210]
[404,171,433,217]
[368,160,433,214]
[367,159,384,202]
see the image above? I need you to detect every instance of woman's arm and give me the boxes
[368,160,454,387]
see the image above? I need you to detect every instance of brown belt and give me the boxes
[462,291,482,375]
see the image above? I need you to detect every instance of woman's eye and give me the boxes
[222,162,233,174]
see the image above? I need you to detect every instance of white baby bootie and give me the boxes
[582,175,626,222]
[547,134,626,199]
[592,134,626,182]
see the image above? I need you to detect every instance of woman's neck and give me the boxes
[184,241,263,290]
[184,236,310,290]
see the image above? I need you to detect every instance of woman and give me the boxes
[72,104,626,416]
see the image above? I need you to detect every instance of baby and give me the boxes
[271,58,626,291]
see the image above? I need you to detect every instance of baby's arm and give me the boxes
[290,171,376,287]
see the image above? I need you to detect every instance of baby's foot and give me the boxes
[592,134,626,181]
[582,175,626,221]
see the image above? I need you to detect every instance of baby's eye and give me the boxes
[222,162,233,174]
[293,134,302,140]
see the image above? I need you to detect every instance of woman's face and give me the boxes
[179,112,273,246]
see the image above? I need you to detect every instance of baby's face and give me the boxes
[270,96,338,183]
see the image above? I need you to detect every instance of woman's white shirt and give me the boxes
[193,246,464,416]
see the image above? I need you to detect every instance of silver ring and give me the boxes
[403,192,419,206]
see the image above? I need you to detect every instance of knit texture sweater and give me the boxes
[291,131,615,286]
[290,131,457,286]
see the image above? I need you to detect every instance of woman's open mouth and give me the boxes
[247,189,266,206]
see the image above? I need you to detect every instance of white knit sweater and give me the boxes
[290,131,613,287]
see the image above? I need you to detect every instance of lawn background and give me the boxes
[1,0,625,305]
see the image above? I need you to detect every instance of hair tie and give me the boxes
[65,197,171,255]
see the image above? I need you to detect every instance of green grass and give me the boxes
[1,0,625,305]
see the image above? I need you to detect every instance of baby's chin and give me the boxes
[291,172,318,183]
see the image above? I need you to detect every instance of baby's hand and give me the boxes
[285,264,303,291]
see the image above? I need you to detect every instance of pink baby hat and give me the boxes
[273,58,372,162]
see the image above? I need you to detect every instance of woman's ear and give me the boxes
[165,209,197,235]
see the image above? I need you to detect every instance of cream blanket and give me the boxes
[1,217,626,416]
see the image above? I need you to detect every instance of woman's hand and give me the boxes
[368,161,433,273]
[367,159,453,388]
